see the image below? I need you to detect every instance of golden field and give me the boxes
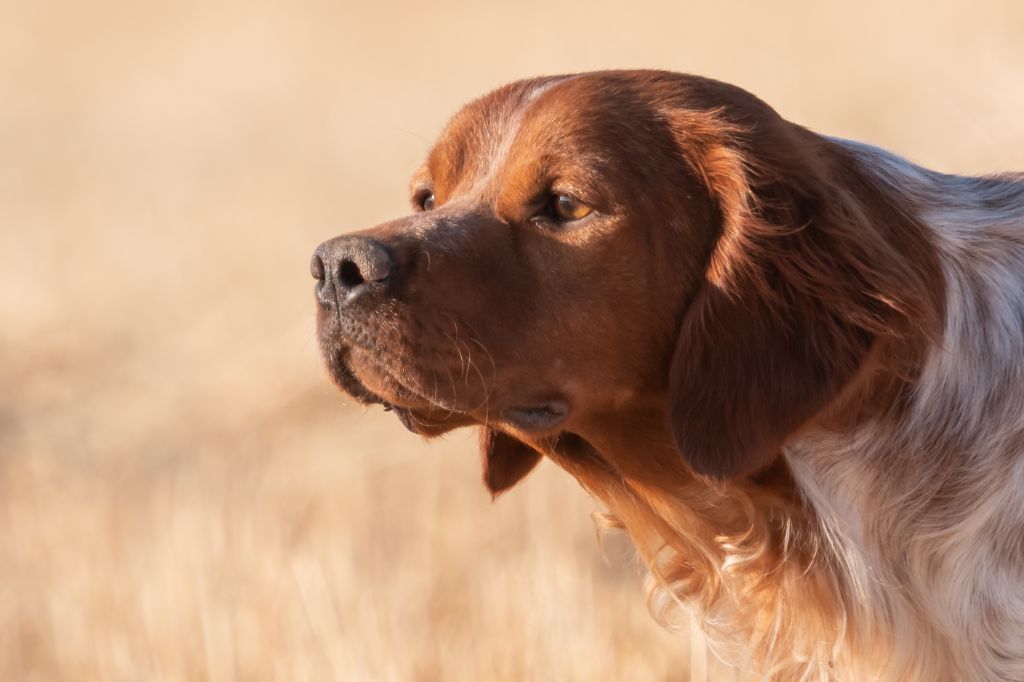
[1,1,1021,679]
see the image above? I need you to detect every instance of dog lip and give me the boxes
[390,405,418,432]
[501,400,569,433]
[325,346,388,407]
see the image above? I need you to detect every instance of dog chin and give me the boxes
[322,345,388,407]
[325,347,476,436]
[387,404,476,436]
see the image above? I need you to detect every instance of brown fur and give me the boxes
[313,71,975,678]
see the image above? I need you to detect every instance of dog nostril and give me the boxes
[338,259,365,288]
[310,254,325,280]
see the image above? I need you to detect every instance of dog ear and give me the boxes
[668,276,874,479]
[480,429,543,497]
[665,106,943,479]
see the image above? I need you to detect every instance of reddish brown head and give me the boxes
[312,70,943,494]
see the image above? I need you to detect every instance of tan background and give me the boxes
[2,1,1022,679]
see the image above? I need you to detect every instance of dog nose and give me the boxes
[312,236,394,304]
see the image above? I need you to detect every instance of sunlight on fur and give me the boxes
[4,0,1024,679]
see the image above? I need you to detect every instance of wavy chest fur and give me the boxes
[783,142,1024,681]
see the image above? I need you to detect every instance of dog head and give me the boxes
[313,70,942,494]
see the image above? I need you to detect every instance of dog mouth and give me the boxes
[501,400,569,433]
[324,345,477,436]
[325,344,572,437]
[323,346,389,407]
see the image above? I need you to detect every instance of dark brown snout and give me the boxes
[312,235,395,307]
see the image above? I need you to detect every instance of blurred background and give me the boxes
[1,1,1021,679]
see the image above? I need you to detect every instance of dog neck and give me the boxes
[540,411,868,680]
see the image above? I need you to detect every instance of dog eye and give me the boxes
[551,193,592,222]
[414,190,436,211]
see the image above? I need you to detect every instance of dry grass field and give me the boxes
[1,1,1022,679]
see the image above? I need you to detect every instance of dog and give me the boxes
[312,70,1024,680]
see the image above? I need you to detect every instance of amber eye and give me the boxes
[415,190,435,211]
[551,193,592,221]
